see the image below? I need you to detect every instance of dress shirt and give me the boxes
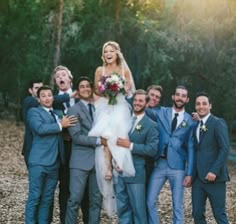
[59,88,75,113]
[196,113,211,142]
[43,107,62,131]
[172,108,185,128]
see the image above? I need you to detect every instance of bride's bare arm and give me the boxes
[94,67,103,96]
[124,68,134,94]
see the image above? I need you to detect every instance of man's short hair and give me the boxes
[53,65,73,81]
[37,85,53,98]
[195,91,211,103]
[76,76,93,90]
[133,89,150,103]
[29,79,43,89]
[146,85,163,95]
[174,85,189,96]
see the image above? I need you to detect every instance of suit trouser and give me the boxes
[146,159,185,224]
[25,164,59,224]
[65,167,102,224]
[192,177,228,224]
[58,140,71,224]
[115,175,147,224]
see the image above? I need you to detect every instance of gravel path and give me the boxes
[0,120,236,223]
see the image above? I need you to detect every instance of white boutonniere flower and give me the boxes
[135,124,142,132]
[181,121,187,127]
[200,124,208,132]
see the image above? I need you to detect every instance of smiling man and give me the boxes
[115,89,159,224]
[65,77,105,224]
[192,92,230,224]
[146,85,195,224]
[25,85,77,224]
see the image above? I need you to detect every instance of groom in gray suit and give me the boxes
[192,92,230,224]
[65,77,104,224]
[115,89,159,224]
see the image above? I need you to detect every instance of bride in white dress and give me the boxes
[88,41,136,216]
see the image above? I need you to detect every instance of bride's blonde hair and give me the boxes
[101,41,124,66]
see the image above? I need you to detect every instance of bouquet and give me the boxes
[98,72,126,105]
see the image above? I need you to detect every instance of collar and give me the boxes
[200,113,211,124]
[172,108,185,117]
[80,99,92,107]
[42,107,53,113]
[59,88,72,95]
[133,113,145,122]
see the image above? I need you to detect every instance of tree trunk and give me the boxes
[115,0,120,21]
[50,0,64,86]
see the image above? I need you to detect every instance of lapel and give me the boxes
[164,107,172,133]
[78,100,93,124]
[198,115,212,144]
[129,115,146,138]
[174,112,189,132]
[38,106,55,122]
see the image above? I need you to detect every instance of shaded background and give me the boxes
[0,0,236,137]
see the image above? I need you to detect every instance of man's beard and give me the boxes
[173,100,186,109]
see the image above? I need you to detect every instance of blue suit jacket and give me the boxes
[123,115,159,183]
[27,106,65,166]
[193,115,230,183]
[146,107,195,176]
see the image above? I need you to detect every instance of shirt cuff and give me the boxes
[129,142,133,151]
[96,137,101,146]
[58,122,62,131]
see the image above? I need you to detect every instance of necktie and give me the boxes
[130,116,137,132]
[199,120,204,141]
[171,113,179,132]
[66,101,70,108]
[49,110,57,123]
[88,103,94,121]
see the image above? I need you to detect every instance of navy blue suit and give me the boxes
[115,114,159,224]
[25,106,64,224]
[192,115,230,224]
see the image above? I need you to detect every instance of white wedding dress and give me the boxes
[88,72,135,216]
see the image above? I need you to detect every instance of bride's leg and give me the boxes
[104,146,112,180]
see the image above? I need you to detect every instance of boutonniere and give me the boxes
[181,120,187,128]
[200,124,208,132]
[135,124,143,132]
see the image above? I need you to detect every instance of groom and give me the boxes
[115,89,159,224]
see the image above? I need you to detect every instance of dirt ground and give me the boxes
[0,119,236,224]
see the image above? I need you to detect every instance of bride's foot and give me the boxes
[105,169,112,181]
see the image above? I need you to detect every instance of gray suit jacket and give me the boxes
[67,100,98,170]
[27,106,65,166]
[193,115,230,183]
[124,115,159,183]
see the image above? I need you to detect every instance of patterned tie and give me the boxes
[171,113,179,132]
[199,120,204,141]
[88,103,94,121]
[49,110,57,123]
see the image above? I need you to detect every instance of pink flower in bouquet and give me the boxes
[98,72,125,105]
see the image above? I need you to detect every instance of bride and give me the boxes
[88,41,136,216]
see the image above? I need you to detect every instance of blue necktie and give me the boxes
[88,103,94,121]
[130,116,137,132]
[49,110,57,123]
[171,113,179,132]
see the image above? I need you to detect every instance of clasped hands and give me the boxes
[101,137,131,149]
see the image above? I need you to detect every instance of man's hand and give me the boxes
[205,172,216,182]
[183,176,192,188]
[192,112,200,121]
[70,90,79,99]
[116,138,131,149]
[101,137,108,147]
[60,115,77,128]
